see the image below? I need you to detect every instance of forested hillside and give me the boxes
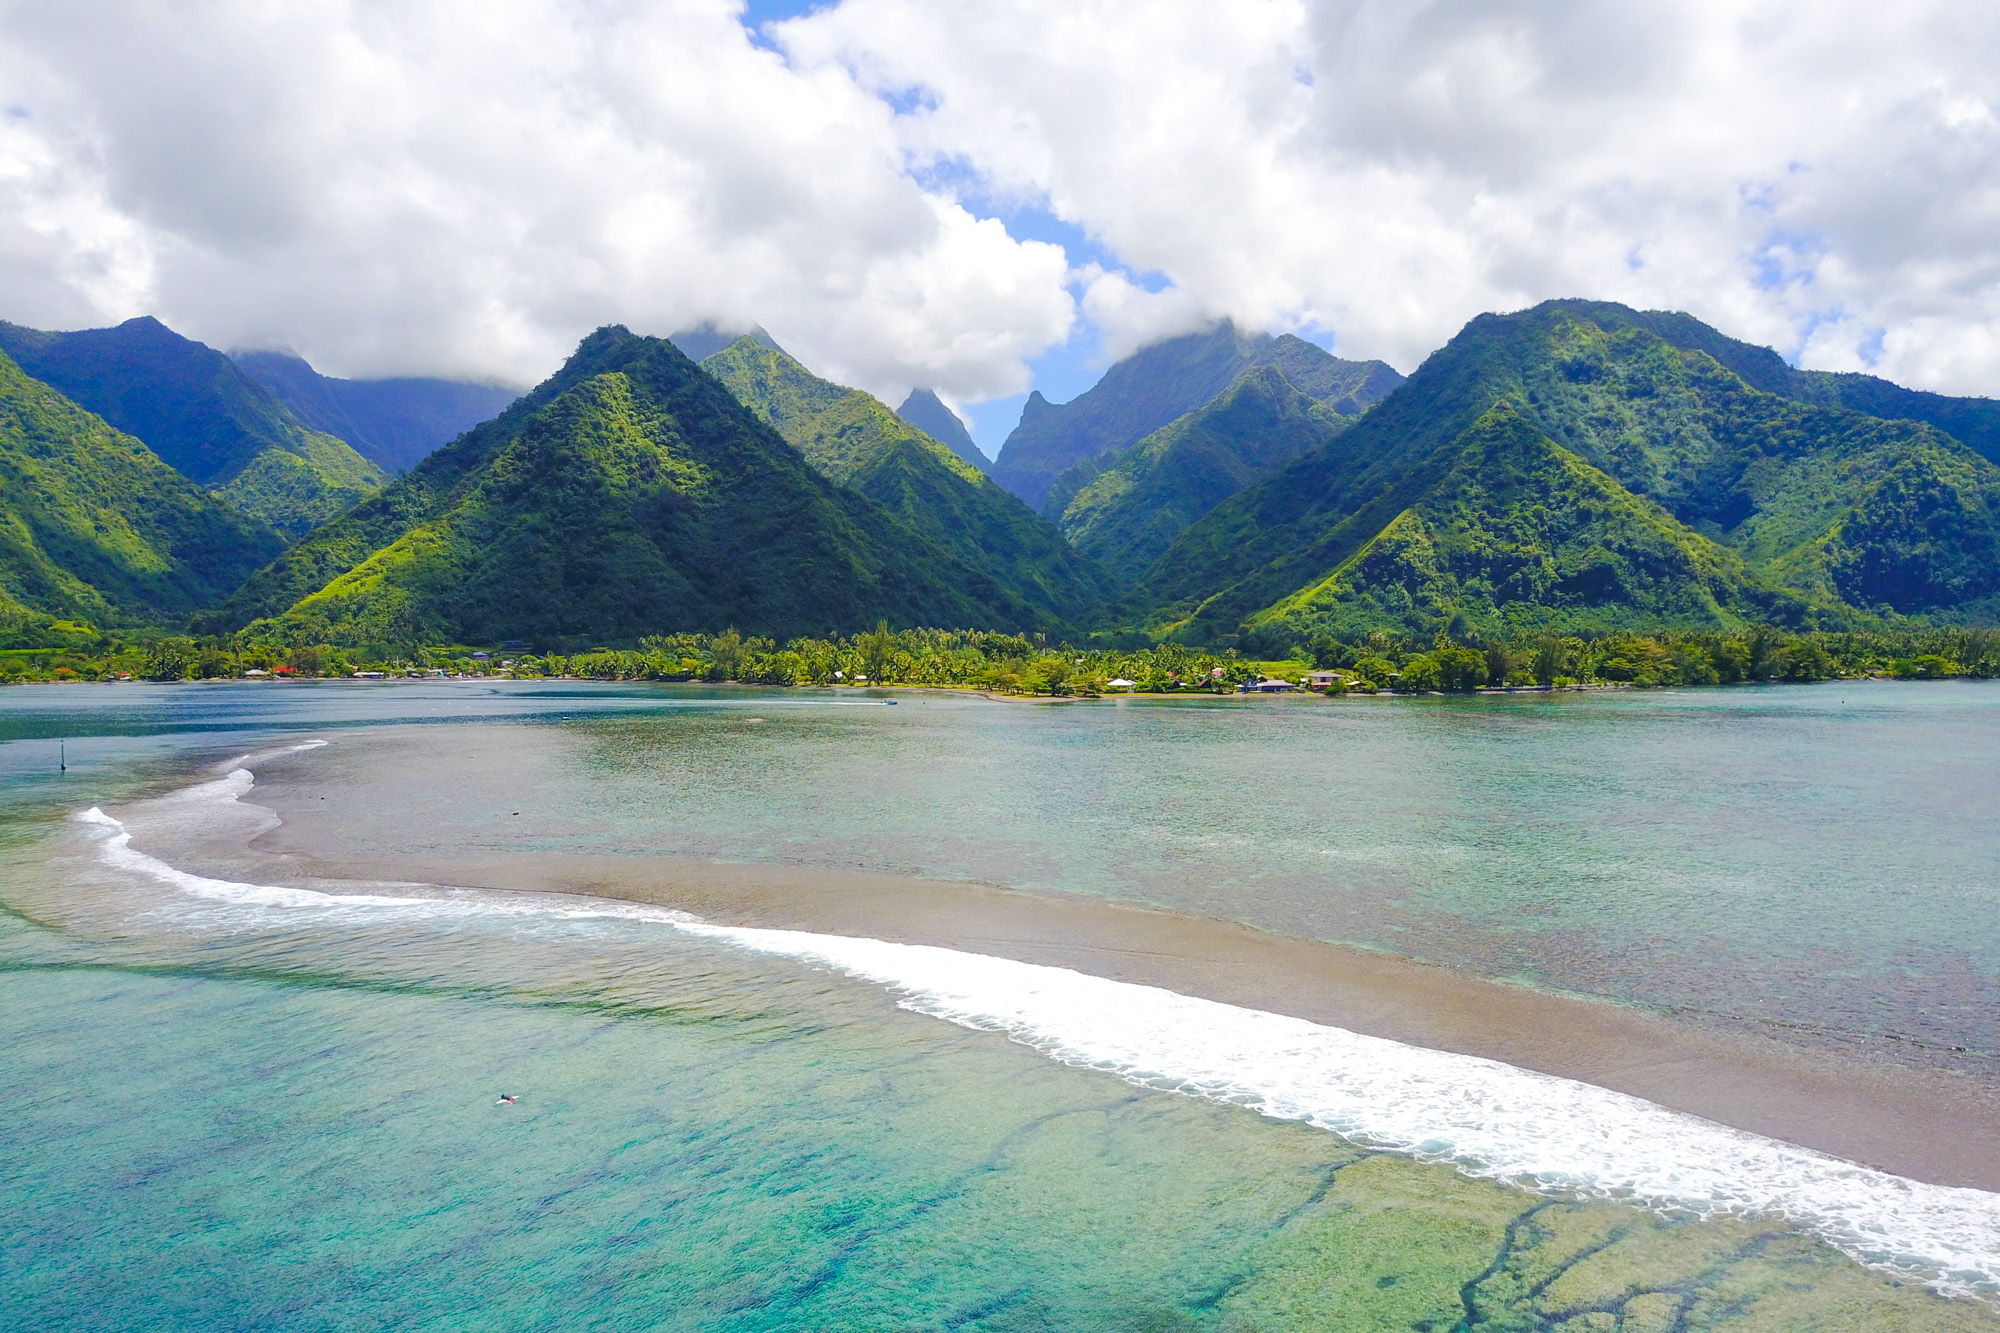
[699,335,1107,624]
[0,350,282,629]
[0,317,381,539]
[1255,402,1805,638]
[214,327,1055,648]
[1580,305,2000,466]
[233,350,516,475]
[8,297,1999,658]
[990,321,1402,511]
[1055,365,1350,585]
[1136,300,2000,648]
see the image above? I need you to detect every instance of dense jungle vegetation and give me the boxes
[1137,301,2000,645]
[9,301,2000,696]
[0,317,383,540]
[9,617,1998,695]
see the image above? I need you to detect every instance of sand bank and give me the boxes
[150,733,2000,1193]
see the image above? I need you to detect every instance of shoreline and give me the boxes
[160,736,2000,1194]
[2,673,1976,700]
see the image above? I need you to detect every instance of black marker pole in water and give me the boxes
[59,740,65,772]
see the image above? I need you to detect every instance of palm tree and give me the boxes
[859,620,896,683]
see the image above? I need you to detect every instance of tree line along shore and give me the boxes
[7,623,1996,694]
[11,303,2000,686]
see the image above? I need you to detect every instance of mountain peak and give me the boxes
[1136,298,2000,643]
[0,314,383,538]
[218,322,1049,643]
[991,324,1402,510]
[896,387,988,472]
[696,336,1107,623]
[1053,362,1349,584]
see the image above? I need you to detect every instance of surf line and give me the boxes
[76,783,2000,1300]
[684,920,2000,1299]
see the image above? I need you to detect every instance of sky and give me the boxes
[4,2,2000,456]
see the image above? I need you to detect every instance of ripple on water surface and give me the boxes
[1,683,1997,1328]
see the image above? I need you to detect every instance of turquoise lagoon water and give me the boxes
[226,680,2000,1068]
[4,681,1999,1330]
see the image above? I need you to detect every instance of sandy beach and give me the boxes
[140,729,2000,1194]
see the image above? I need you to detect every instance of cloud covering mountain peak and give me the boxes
[3,0,1999,405]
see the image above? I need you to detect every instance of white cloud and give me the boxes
[0,0,1071,398]
[3,0,2000,402]
[788,0,2000,394]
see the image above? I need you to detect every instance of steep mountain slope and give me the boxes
[990,321,1402,511]
[1594,306,2000,466]
[215,328,1048,646]
[0,350,283,625]
[0,317,382,539]
[1138,300,2000,642]
[1254,403,1793,638]
[895,389,989,472]
[233,350,516,475]
[699,336,1107,624]
[1057,366,1348,585]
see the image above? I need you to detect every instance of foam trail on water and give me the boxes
[78,774,695,928]
[77,771,2000,1299]
[686,923,2000,1298]
[84,800,443,911]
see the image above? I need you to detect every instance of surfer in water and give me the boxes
[496,1094,518,1105]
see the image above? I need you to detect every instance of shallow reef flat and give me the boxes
[6,684,1998,1329]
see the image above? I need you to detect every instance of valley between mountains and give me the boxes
[6,299,2000,673]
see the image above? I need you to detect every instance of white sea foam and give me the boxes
[75,766,2000,1299]
[685,923,2000,1297]
[77,774,694,928]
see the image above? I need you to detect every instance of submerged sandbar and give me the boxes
[177,730,2000,1193]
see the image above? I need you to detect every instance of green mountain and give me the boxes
[1056,365,1349,586]
[990,321,1403,511]
[212,327,1055,647]
[895,389,989,472]
[1257,402,1795,638]
[1569,307,2000,467]
[233,350,516,475]
[698,335,1107,624]
[0,317,383,540]
[0,349,283,627]
[1138,300,2000,644]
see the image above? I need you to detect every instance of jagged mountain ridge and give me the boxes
[213,327,1053,646]
[1133,300,2000,645]
[1056,365,1351,587]
[233,350,517,476]
[12,296,1996,649]
[667,323,784,365]
[990,321,1403,513]
[0,317,382,540]
[0,349,283,627]
[697,335,1107,626]
[1568,305,2000,468]
[894,389,989,473]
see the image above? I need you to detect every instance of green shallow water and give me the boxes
[1,681,1997,1329]
[246,680,2000,1072]
[1,914,1983,1332]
